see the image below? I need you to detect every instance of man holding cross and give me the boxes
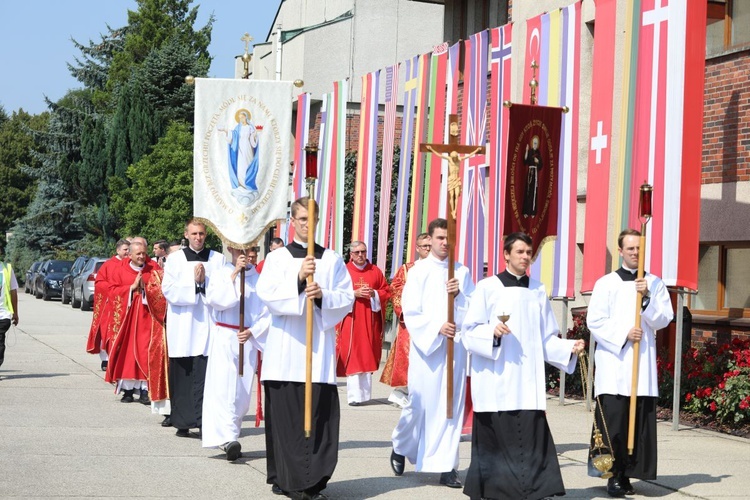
[389,218,474,488]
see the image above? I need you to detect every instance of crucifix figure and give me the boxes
[419,114,485,419]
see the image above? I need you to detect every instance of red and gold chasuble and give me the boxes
[379,261,414,387]
[335,261,390,377]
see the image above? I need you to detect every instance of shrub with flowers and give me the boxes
[546,310,750,430]
[680,338,750,425]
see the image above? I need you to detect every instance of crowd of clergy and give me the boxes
[84,196,673,500]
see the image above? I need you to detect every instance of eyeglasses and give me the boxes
[350,250,367,255]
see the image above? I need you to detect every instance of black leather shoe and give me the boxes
[270,484,284,495]
[620,476,635,495]
[139,389,150,405]
[222,440,242,461]
[606,476,627,497]
[439,469,462,488]
[310,494,328,500]
[175,428,190,438]
[101,361,108,371]
[390,449,405,476]
[161,416,172,427]
[120,390,135,403]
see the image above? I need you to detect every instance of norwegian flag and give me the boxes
[487,24,512,276]
[457,30,489,283]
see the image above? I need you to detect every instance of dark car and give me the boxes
[61,256,89,305]
[25,261,43,294]
[73,257,108,311]
[34,259,74,301]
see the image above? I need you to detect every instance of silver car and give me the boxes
[72,257,108,311]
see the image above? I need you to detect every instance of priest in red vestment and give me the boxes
[104,241,163,404]
[380,233,431,408]
[336,241,390,405]
[86,239,130,371]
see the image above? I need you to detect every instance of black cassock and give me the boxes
[463,270,566,500]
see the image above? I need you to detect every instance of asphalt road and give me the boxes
[1,292,748,499]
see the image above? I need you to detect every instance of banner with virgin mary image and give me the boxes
[503,103,562,258]
[193,78,293,247]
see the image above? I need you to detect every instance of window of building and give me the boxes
[691,243,750,317]
[706,0,750,55]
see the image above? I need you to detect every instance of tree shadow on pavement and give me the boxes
[326,472,455,499]
[339,439,393,450]
[556,442,589,454]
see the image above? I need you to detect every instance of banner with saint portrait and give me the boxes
[193,78,293,247]
[503,103,562,258]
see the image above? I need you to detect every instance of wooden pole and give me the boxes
[304,192,316,438]
[627,226,647,455]
[446,213,456,420]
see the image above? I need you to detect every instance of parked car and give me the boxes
[61,256,89,305]
[73,257,108,311]
[25,261,43,294]
[34,259,74,301]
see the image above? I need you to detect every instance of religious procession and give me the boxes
[3,0,749,499]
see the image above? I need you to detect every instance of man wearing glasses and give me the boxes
[380,233,431,407]
[335,241,390,405]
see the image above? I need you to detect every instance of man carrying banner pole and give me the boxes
[587,222,673,497]
[256,195,353,499]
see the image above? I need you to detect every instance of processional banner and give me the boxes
[503,103,562,259]
[193,78,293,248]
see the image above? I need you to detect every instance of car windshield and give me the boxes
[94,261,105,272]
[49,261,72,273]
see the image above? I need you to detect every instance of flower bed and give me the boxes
[545,314,750,436]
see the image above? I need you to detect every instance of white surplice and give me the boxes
[201,263,271,448]
[391,254,475,473]
[255,245,354,384]
[161,250,225,357]
[588,270,673,397]
[462,276,577,412]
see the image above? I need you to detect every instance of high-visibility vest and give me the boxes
[1,262,14,314]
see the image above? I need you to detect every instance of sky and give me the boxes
[0,0,282,115]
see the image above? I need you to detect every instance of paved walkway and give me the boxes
[1,292,748,499]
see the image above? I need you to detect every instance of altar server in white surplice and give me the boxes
[462,232,585,500]
[202,247,270,462]
[162,219,225,437]
[256,197,354,500]
[587,228,673,497]
[389,218,475,490]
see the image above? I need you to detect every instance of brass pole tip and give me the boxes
[185,75,195,85]
[294,79,304,88]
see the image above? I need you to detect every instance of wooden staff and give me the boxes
[304,145,319,438]
[419,114,484,419]
[628,183,653,455]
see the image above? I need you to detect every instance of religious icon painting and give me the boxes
[503,103,563,258]
[193,78,293,248]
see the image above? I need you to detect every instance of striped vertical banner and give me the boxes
[487,23,512,277]
[390,56,419,278]
[352,70,381,257]
[622,0,705,289]
[457,30,489,284]
[423,43,449,226]
[439,42,462,218]
[293,93,311,201]
[405,53,432,260]
[525,4,580,299]
[316,92,333,246]
[332,79,348,254]
[581,0,617,293]
[376,64,399,271]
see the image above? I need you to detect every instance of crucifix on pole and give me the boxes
[419,113,484,419]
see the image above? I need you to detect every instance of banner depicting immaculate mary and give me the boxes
[194,78,293,247]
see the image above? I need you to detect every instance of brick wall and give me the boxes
[702,48,750,184]
[691,325,750,346]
